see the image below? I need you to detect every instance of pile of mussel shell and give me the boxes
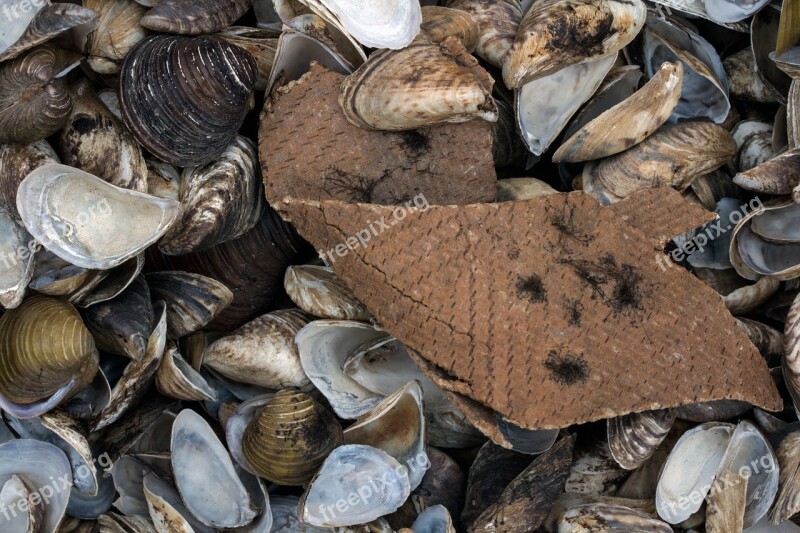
[3,0,800,532]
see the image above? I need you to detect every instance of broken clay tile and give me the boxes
[258,62,497,206]
[278,191,781,430]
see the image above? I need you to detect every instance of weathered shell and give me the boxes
[734,148,800,195]
[119,35,258,167]
[146,272,234,339]
[284,265,370,321]
[729,200,800,280]
[83,0,148,75]
[281,14,365,72]
[497,178,558,201]
[581,121,735,203]
[0,3,98,63]
[146,160,181,202]
[0,474,44,532]
[339,37,497,131]
[607,409,676,470]
[737,318,782,366]
[159,136,264,256]
[241,389,344,485]
[17,164,179,270]
[156,342,217,402]
[299,444,411,527]
[0,139,59,216]
[58,79,148,192]
[732,120,775,173]
[98,512,158,532]
[72,253,145,308]
[171,409,258,528]
[724,48,778,103]
[0,208,34,309]
[0,46,74,144]
[770,430,800,524]
[295,0,421,50]
[502,0,646,88]
[554,61,684,163]
[217,27,279,92]
[706,467,746,533]
[141,0,254,34]
[418,6,479,52]
[784,291,800,412]
[752,5,791,102]
[411,505,455,533]
[443,0,520,68]
[84,274,153,360]
[0,296,98,405]
[724,276,781,315]
[565,439,628,496]
[143,473,200,533]
[204,309,312,389]
[773,47,800,81]
[344,381,428,490]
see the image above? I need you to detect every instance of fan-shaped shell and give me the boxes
[241,389,343,485]
[119,35,258,167]
[141,0,254,34]
[0,296,98,404]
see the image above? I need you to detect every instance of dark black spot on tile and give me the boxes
[517,274,546,303]
[400,130,430,157]
[564,298,583,326]
[544,351,588,386]
[508,248,520,260]
[610,264,644,313]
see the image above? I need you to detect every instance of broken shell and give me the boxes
[557,503,672,532]
[17,164,179,270]
[581,121,735,203]
[734,148,800,195]
[724,276,781,316]
[565,439,628,495]
[83,0,148,75]
[502,0,646,88]
[770,430,800,524]
[241,389,344,485]
[339,37,497,131]
[204,309,312,390]
[0,208,34,309]
[497,178,558,201]
[171,409,258,528]
[443,0,521,68]
[607,409,676,470]
[0,3,98,63]
[732,120,775,173]
[285,265,370,321]
[156,342,217,402]
[724,48,778,104]
[159,136,264,255]
[295,0,421,50]
[217,27,279,92]
[142,471,214,533]
[344,381,428,490]
[299,444,411,527]
[554,61,684,163]
[0,474,44,532]
[784,291,800,412]
[119,35,258,167]
[0,46,74,144]
[418,6,479,52]
[412,505,455,533]
[752,5,791,102]
[141,0,254,34]
[729,201,800,281]
[146,272,234,339]
[58,79,148,192]
[0,295,98,405]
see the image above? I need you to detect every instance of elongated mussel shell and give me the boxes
[339,37,497,131]
[84,275,153,360]
[0,296,98,404]
[608,409,676,470]
[158,136,264,256]
[502,0,646,88]
[0,46,74,144]
[0,3,98,63]
[119,35,258,167]
[241,389,343,485]
[734,148,800,195]
[443,0,521,68]
[284,265,370,320]
[141,0,254,34]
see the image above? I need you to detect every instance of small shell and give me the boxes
[706,468,746,533]
[84,0,148,74]
[143,473,197,533]
[156,342,217,402]
[159,136,264,255]
[216,27,279,92]
[557,503,672,532]
[607,409,676,470]
[734,148,800,195]
[502,0,646,88]
[784,291,800,411]
[565,439,628,496]
[497,178,558,201]
[723,276,781,316]
[284,265,370,321]
[203,309,313,390]
[0,3,98,63]
[724,48,778,104]
[241,389,344,485]
[141,0,254,34]
[0,475,44,532]
[339,37,497,131]
[442,0,521,68]
[731,120,775,173]
[411,505,455,533]
[418,6,479,52]
[769,430,800,524]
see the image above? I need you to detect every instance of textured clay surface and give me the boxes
[277,189,781,429]
[259,63,497,206]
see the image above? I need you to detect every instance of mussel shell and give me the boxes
[242,389,343,485]
[84,0,149,75]
[141,0,254,34]
[146,271,234,338]
[0,295,98,404]
[119,35,258,167]
[608,409,676,470]
[0,3,98,63]
[443,0,521,68]
[418,6,479,52]
[284,264,370,320]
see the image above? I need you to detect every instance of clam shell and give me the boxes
[272,495,328,532]
[156,342,217,402]
[119,35,258,167]
[734,148,800,195]
[146,160,181,202]
[419,6,479,52]
[724,48,778,104]
[0,474,44,532]
[171,409,258,528]
[492,99,527,168]
[344,381,428,490]
[0,46,74,144]
[285,265,370,321]
[142,471,214,533]
[0,296,98,405]
[241,389,344,485]
[729,200,800,280]
[203,309,312,390]
[158,136,264,256]
[0,208,34,309]
[0,3,98,63]
[607,409,676,470]
[217,27,279,92]
[0,139,59,216]
[737,318,782,366]
[558,503,671,532]
[565,439,628,496]
[706,467,747,533]
[17,164,180,270]
[84,0,148,75]
[72,253,145,308]
[58,79,148,192]
[427,410,485,448]
[732,120,775,173]
[443,0,521,68]
[554,61,684,163]
[146,272,233,339]
[141,0,254,34]
[673,400,752,423]
[299,444,411,527]
[770,430,800,524]
[412,505,455,533]
[339,37,497,131]
[224,393,274,475]
[412,447,465,520]
[502,0,646,88]
[684,197,742,270]
[98,512,159,532]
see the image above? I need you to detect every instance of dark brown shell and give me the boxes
[0,4,99,63]
[0,46,75,144]
[118,35,258,167]
[141,0,254,34]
